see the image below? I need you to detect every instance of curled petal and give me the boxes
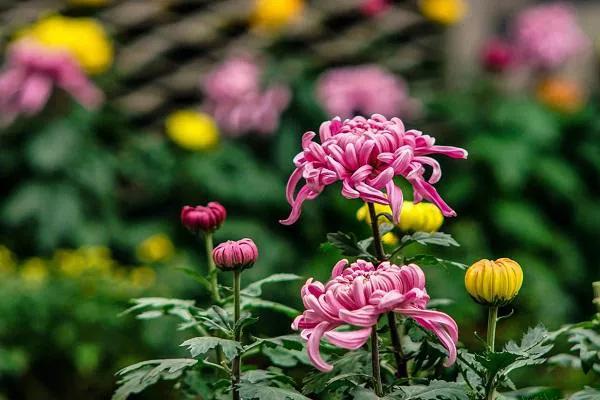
[339,305,379,327]
[411,179,456,217]
[307,321,335,372]
[324,327,372,350]
[386,181,403,224]
[331,259,349,278]
[280,185,316,225]
[397,307,458,366]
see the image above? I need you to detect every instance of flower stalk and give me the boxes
[371,328,383,397]
[486,305,499,400]
[204,233,221,302]
[367,202,408,379]
[232,269,241,400]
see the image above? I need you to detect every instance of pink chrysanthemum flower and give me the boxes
[292,259,458,372]
[511,2,589,69]
[317,65,421,120]
[280,114,467,225]
[202,56,290,137]
[0,40,103,125]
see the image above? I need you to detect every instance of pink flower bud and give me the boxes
[481,38,516,73]
[180,202,227,234]
[212,238,258,271]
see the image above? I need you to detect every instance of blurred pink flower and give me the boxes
[202,56,290,137]
[317,65,421,120]
[0,40,103,125]
[360,0,391,17]
[212,238,258,271]
[292,260,458,372]
[511,2,589,69]
[280,114,467,225]
[481,38,518,73]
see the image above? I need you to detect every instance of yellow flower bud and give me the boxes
[419,0,467,25]
[465,258,523,306]
[165,110,219,151]
[357,202,444,233]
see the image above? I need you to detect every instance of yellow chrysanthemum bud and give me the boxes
[20,257,48,285]
[536,77,585,114]
[250,0,304,32]
[382,232,399,246]
[356,202,444,233]
[136,234,175,263]
[419,0,467,25]
[17,15,113,74]
[165,110,219,151]
[465,258,523,306]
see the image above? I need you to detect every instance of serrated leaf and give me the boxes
[401,232,459,248]
[241,274,303,297]
[566,328,600,374]
[123,298,198,325]
[326,231,375,258]
[404,255,467,270]
[176,267,212,292]
[242,369,296,386]
[303,350,370,395]
[180,337,242,361]
[238,383,311,400]
[113,358,197,400]
[392,380,469,400]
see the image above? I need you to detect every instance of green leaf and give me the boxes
[262,345,310,368]
[180,337,242,361]
[176,267,213,292]
[238,383,311,400]
[113,358,197,400]
[404,255,467,270]
[123,298,196,322]
[241,274,303,297]
[569,387,600,400]
[26,120,81,172]
[392,380,469,399]
[242,369,296,386]
[400,232,459,248]
[501,386,562,400]
[566,328,600,374]
[241,297,299,318]
[326,231,375,258]
[303,350,370,395]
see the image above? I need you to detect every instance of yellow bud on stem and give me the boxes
[465,258,523,306]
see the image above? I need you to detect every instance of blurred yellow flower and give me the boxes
[382,232,398,246]
[251,0,304,32]
[20,257,48,285]
[0,245,17,274]
[17,15,113,74]
[356,201,444,234]
[68,0,110,6]
[130,266,156,289]
[55,249,87,277]
[136,234,175,263]
[536,77,585,114]
[465,258,523,306]
[419,0,467,25]
[165,110,219,151]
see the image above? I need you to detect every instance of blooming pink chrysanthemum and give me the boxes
[0,40,103,125]
[317,65,421,120]
[202,56,290,137]
[511,2,589,69]
[280,114,467,225]
[292,260,458,372]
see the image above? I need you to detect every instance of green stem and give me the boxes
[487,306,498,352]
[367,202,407,379]
[204,233,221,302]
[232,270,241,400]
[367,202,385,261]
[371,328,384,397]
[486,306,499,400]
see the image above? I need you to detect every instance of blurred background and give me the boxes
[0,0,599,398]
